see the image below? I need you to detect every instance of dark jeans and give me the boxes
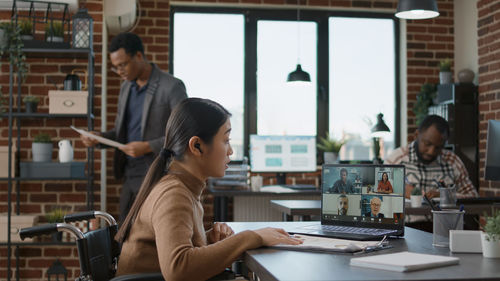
[119,158,148,223]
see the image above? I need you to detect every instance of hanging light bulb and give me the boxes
[395,0,439,20]
[287,0,310,83]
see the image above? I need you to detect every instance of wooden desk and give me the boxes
[228,221,500,281]
[270,200,321,221]
[209,186,321,222]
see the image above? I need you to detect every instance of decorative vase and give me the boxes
[439,71,453,84]
[25,102,38,113]
[457,69,475,83]
[410,195,423,207]
[323,152,338,164]
[481,232,500,258]
[32,142,53,162]
[58,140,74,163]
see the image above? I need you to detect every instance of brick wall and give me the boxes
[477,0,500,196]
[3,0,495,280]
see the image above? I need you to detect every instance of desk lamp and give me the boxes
[371,113,390,164]
[395,0,439,20]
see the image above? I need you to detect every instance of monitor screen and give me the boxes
[249,135,316,172]
[485,119,500,181]
[321,164,405,226]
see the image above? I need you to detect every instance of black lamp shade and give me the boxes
[72,9,93,49]
[371,113,390,137]
[395,0,439,20]
[287,64,311,82]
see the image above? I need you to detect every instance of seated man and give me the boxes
[365,197,384,218]
[338,194,349,215]
[385,115,478,199]
[330,168,354,193]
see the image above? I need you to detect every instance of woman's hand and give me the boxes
[253,227,303,246]
[207,222,234,244]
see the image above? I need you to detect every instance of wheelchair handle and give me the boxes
[64,210,117,226]
[19,223,84,240]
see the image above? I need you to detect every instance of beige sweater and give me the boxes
[116,162,263,280]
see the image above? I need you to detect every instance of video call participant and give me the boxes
[385,115,478,199]
[80,33,188,223]
[338,194,349,215]
[377,172,393,194]
[330,168,354,194]
[365,197,384,218]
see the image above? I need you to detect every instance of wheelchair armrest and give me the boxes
[110,273,164,281]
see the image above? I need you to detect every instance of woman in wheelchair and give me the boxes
[115,98,302,280]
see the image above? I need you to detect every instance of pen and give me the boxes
[423,194,440,211]
[451,205,465,230]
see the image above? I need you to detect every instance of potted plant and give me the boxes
[410,187,423,207]
[439,58,452,84]
[481,210,500,258]
[317,132,344,164]
[45,21,64,42]
[413,83,437,126]
[23,95,39,113]
[45,207,67,242]
[32,133,53,162]
[18,20,33,41]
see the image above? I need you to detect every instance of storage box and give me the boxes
[20,162,86,179]
[49,90,88,114]
[0,146,16,178]
[0,214,36,242]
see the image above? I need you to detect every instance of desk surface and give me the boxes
[270,200,321,216]
[228,221,500,281]
[209,185,321,196]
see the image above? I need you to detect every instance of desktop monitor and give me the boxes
[249,135,316,184]
[485,119,500,181]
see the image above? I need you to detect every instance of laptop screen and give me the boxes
[322,164,405,229]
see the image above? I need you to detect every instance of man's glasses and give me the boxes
[110,59,131,74]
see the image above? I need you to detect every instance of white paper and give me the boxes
[70,126,125,149]
[271,234,379,253]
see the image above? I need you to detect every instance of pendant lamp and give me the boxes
[287,0,310,83]
[395,0,439,20]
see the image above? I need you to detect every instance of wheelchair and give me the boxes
[19,211,244,281]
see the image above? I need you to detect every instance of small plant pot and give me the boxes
[323,152,338,164]
[32,142,53,162]
[24,101,38,113]
[46,36,64,43]
[439,71,453,84]
[51,232,63,242]
[481,232,500,258]
[410,195,423,207]
[20,34,34,41]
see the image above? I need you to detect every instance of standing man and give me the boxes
[385,115,478,199]
[80,33,187,222]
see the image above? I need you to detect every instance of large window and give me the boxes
[257,20,317,135]
[329,17,396,160]
[173,13,245,160]
[171,8,399,161]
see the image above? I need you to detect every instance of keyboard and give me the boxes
[320,225,395,236]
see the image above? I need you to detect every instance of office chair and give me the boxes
[19,211,164,281]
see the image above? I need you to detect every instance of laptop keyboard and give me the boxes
[320,225,395,236]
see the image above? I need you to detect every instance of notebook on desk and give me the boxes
[290,164,406,241]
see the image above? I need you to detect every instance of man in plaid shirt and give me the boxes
[385,115,478,199]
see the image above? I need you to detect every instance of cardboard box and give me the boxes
[0,146,15,178]
[0,214,36,242]
[49,90,88,114]
[20,162,86,179]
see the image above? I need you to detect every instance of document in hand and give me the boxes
[350,251,459,272]
[70,126,125,149]
[271,234,387,253]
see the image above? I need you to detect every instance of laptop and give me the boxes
[290,164,406,241]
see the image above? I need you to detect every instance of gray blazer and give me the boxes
[102,64,187,179]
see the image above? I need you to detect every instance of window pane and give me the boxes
[173,13,244,160]
[329,17,395,160]
[257,20,317,135]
